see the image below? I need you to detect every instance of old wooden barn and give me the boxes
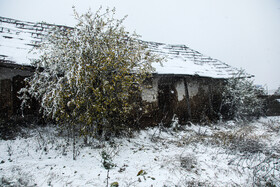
[0,16,240,125]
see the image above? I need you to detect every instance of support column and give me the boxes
[208,80,214,119]
[184,78,192,121]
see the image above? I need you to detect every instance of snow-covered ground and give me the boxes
[0,117,279,186]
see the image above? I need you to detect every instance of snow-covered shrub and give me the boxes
[253,153,280,187]
[19,8,161,139]
[0,167,35,186]
[179,153,197,171]
[221,70,265,121]
[101,150,116,170]
[212,127,264,155]
[261,118,280,134]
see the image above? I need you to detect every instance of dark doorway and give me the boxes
[158,78,178,125]
[0,79,13,118]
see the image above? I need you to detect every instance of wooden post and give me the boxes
[184,78,192,121]
[208,79,214,119]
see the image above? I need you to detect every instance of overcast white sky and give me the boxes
[1,0,280,90]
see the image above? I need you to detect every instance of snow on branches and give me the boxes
[20,7,161,137]
[221,70,265,121]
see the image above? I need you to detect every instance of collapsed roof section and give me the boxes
[146,41,239,78]
[0,16,240,79]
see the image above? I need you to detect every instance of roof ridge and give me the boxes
[0,16,73,30]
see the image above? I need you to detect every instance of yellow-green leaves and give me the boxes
[22,7,161,138]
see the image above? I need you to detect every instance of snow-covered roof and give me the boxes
[0,16,239,79]
[0,16,70,65]
[147,42,239,78]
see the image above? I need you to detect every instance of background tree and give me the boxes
[220,70,265,121]
[20,7,161,141]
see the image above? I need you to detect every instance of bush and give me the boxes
[221,70,265,121]
[19,7,161,139]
